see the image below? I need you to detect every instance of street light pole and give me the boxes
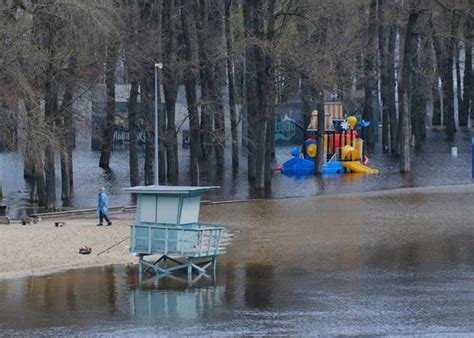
[154,63,163,185]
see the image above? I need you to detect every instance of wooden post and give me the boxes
[139,255,143,275]
[187,258,192,275]
[212,256,217,274]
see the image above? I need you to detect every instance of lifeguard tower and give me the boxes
[125,185,226,277]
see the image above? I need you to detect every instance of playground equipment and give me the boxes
[281,112,379,176]
[125,185,226,279]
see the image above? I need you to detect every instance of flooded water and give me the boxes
[1,129,473,218]
[2,186,474,335]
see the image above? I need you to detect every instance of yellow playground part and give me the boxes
[340,139,363,161]
[340,145,356,160]
[342,161,379,174]
[306,143,317,158]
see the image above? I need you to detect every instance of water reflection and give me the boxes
[244,263,274,308]
[105,266,117,314]
[363,234,474,272]
[130,286,223,322]
[2,188,474,334]
[2,232,474,334]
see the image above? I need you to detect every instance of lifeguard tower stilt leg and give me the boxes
[138,254,221,277]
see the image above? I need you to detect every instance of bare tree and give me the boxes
[461,10,472,127]
[225,0,239,171]
[99,38,119,169]
[162,0,179,184]
[398,0,420,172]
[363,0,377,150]
[181,0,201,185]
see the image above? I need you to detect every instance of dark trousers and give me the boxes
[99,211,110,224]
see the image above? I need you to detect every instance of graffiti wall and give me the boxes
[91,101,151,151]
[274,102,305,145]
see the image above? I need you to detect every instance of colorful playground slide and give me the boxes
[281,114,380,176]
[342,161,379,174]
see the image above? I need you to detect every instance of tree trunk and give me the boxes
[163,81,178,184]
[432,11,457,138]
[124,1,140,187]
[461,18,472,127]
[59,149,70,204]
[378,0,389,153]
[399,3,419,172]
[387,25,398,153]
[443,52,456,138]
[254,55,267,189]
[139,1,163,186]
[225,0,239,171]
[58,56,77,205]
[395,24,405,155]
[243,0,258,182]
[181,0,201,185]
[243,0,274,189]
[143,83,154,186]
[432,78,442,126]
[44,79,57,211]
[194,0,213,159]
[253,0,267,189]
[363,0,377,150]
[315,96,325,175]
[209,0,226,170]
[24,97,46,204]
[162,0,179,184]
[128,79,140,186]
[300,76,312,129]
[410,34,425,150]
[99,40,118,169]
[44,26,58,211]
[264,103,275,189]
[456,44,466,127]
[263,0,276,190]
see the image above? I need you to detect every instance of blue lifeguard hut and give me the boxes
[125,185,226,277]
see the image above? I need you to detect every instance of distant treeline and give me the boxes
[0,0,472,210]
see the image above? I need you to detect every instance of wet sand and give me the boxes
[1,183,474,280]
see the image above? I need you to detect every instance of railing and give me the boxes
[131,223,226,258]
[327,152,339,163]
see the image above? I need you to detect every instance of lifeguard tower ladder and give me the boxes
[125,186,226,277]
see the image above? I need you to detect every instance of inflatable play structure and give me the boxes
[280,111,379,176]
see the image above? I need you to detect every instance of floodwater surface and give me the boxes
[1,129,473,218]
[1,185,474,335]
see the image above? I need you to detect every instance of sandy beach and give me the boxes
[0,211,137,279]
[2,183,474,280]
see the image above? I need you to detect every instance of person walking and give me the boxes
[97,187,112,226]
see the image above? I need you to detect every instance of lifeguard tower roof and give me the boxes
[124,185,220,194]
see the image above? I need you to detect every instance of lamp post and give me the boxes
[154,63,163,185]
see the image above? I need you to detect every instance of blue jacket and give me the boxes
[97,191,108,214]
